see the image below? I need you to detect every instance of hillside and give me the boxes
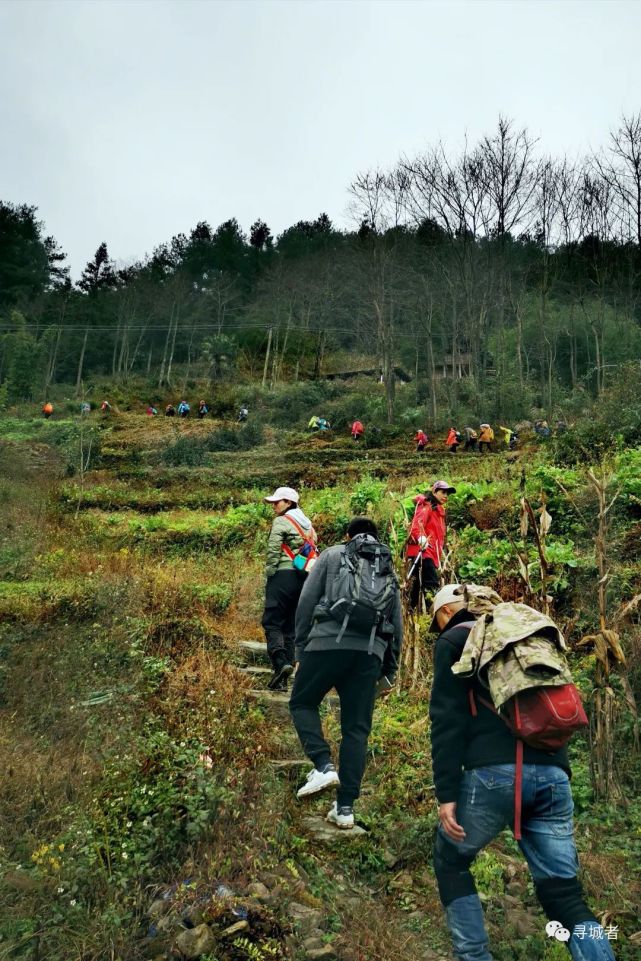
[0,403,640,961]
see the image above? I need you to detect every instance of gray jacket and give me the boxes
[294,540,403,674]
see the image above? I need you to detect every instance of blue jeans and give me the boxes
[434,765,616,961]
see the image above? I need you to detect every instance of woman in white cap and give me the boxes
[262,486,317,690]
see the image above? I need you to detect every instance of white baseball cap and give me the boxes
[429,583,466,630]
[264,486,299,504]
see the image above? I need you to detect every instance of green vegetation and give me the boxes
[1,385,640,961]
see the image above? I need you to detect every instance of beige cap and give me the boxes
[429,583,466,631]
[265,486,299,504]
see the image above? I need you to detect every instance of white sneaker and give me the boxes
[326,801,354,830]
[296,766,340,799]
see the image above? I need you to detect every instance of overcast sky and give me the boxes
[1,0,640,277]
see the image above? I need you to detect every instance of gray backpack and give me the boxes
[327,536,399,653]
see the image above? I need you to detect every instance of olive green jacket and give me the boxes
[265,508,316,578]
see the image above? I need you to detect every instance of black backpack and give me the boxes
[327,536,399,653]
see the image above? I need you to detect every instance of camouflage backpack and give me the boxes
[452,598,588,839]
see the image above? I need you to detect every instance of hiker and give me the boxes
[197,400,209,419]
[262,486,317,691]
[308,415,320,431]
[445,427,459,454]
[414,429,428,452]
[100,400,111,414]
[165,404,176,417]
[178,400,190,418]
[499,425,516,450]
[42,402,53,418]
[429,584,613,961]
[318,417,330,431]
[351,419,364,442]
[146,405,158,416]
[238,404,249,423]
[462,427,478,452]
[535,419,551,439]
[290,516,403,829]
[404,480,454,612]
[478,423,494,453]
[80,402,91,415]
[556,419,568,435]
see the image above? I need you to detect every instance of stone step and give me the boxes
[239,640,270,661]
[300,815,368,841]
[238,665,273,676]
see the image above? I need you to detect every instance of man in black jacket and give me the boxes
[429,584,614,961]
[290,517,403,830]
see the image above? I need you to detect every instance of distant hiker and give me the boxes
[478,423,494,453]
[414,429,428,452]
[100,400,111,414]
[178,400,190,418]
[80,402,91,415]
[499,425,516,450]
[535,419,551,439]
[318,417,330,431]
[446,427,459,453]
[238,404,249,423]
[42,402,53,418]
[351,419,364,441]
[262,486,317,691]
[404,480,454,612]
[165,404,176,417]
[146,405,158,416]
[197,400,209,419]
[463,426,478,452]
[556,419,568,434]
[308,415,320,431]
[290,516,403,829]
[429,583,612,961]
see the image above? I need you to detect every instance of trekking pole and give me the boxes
[403,552,423,588]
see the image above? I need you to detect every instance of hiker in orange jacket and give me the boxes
[42,402,53,418]
[478,423,494,453]
[446,427,460,453]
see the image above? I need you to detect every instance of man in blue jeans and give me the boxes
[429,584,615,961]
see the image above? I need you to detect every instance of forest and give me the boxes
[2,113,641,426]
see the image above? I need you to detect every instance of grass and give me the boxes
[1,408,640,960]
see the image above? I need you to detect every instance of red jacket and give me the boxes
[406,494,446,565]
[351,421,364,435]
[415,430,428,445]
[446,428,458,447]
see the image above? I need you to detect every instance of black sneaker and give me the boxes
[268,661,294,690]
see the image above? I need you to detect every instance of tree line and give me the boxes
[1,113,641,423]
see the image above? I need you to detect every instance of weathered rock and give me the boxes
[288,901,324,932]
[148,898,171,920]
[247,882,271,901]
[305,947,337,960]
[305,936,329,950]
[505,880,523,896]
[388,871,414,890]
[220,919,250,938]
[381,848,399,869]
[174,923,216,958]
[300,816,367,842]
[220,921,249,938]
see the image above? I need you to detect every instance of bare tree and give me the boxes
[596,112,641,244]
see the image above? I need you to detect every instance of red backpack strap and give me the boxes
[283,514,315,542]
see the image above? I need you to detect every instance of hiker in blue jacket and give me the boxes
[290,517,403,829]
[429,583,615,961]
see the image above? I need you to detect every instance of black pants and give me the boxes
[261,569,307,667]
[407,556,440,612]
[290,649,380,806]
[479,441,491,453]
[463,439,477,452]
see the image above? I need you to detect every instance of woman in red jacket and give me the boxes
[414,429,428,452]
[405,480,456,612]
